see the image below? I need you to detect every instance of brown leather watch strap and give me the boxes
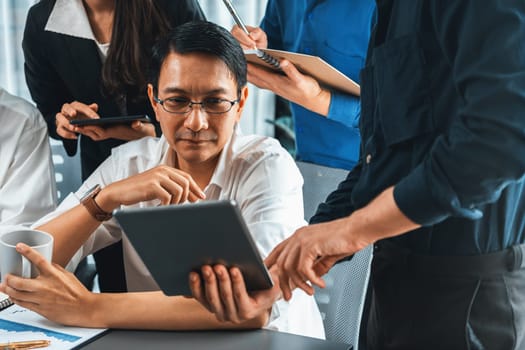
[81,185,112,221]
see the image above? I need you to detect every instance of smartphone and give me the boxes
[69,114,151,127]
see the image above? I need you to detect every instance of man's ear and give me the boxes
[147,84,161,122]
[235,86,249,122]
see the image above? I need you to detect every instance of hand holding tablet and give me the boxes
[114,200,273,296]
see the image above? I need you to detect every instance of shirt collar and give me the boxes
[45,0,96,41]
[158,136,172,166]
[158,125,242,192]
[208,124,241,190]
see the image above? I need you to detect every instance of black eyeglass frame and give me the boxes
[153,96,240,115]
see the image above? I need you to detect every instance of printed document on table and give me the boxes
[0,304,107,349]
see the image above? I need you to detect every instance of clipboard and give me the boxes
[244,48,360,96]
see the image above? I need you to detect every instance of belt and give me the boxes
[374,241,525,276]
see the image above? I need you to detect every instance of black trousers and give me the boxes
[366,242,525,350]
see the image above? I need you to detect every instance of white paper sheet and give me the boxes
[0,304,107,349]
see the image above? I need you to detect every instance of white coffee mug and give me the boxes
[0,227,54,282]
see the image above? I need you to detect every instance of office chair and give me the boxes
[50,138,98,291]
[50,138,82,202]
[296,160,372,348]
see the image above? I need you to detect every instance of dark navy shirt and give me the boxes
[260,0,376,170]
[311,0,525,255]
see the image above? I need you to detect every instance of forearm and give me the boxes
[344,186,420,247]
[295,89,361,124]
[36,205,102,266]
[247,61,332,117]
[89,292,268,330]
[37,182,124,266]
[298,88,331,117]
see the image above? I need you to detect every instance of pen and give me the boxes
[220,0,281,69]
[221,0,250,36]
[221,0,261,51]
[222,0,280,69]
[0,339,51,349]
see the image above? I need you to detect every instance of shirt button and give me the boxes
[366,154,372,164]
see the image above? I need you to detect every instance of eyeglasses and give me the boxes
[154,96,239,115]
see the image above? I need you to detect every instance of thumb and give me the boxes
[88,103,99,112]
[279,60,303,83]
[131,120,143,130]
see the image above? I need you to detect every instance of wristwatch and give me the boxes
[80,184,112,221]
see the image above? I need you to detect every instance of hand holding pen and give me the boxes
[231,24,268,50]
[221,0,268,50]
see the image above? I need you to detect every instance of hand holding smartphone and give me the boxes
[69,114,151,127]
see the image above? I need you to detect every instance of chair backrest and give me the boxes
[49,138,99,290]
[296,160,372,348]
[49,138,82,203]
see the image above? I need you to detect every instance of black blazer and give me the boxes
[23,0,205,179]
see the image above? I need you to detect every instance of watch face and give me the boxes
[81,184,101,201]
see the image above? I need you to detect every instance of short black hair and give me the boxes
[149,21,247,95]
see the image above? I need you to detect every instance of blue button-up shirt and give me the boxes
[260,0,376,170]
[312,0,525,255]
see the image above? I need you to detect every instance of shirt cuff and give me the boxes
[265,302,281,328]
[394,162,483,226]
[327,91,360,128]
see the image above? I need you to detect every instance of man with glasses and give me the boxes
[0,21,324,337]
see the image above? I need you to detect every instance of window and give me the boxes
[0,0,36,99]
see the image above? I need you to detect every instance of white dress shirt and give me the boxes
[0,88,57,226]
[36,128,325,339]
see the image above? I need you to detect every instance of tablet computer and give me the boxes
[113,200,273,296]
[69,114,151,127]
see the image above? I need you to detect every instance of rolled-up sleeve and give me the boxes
[394,1,525,226]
